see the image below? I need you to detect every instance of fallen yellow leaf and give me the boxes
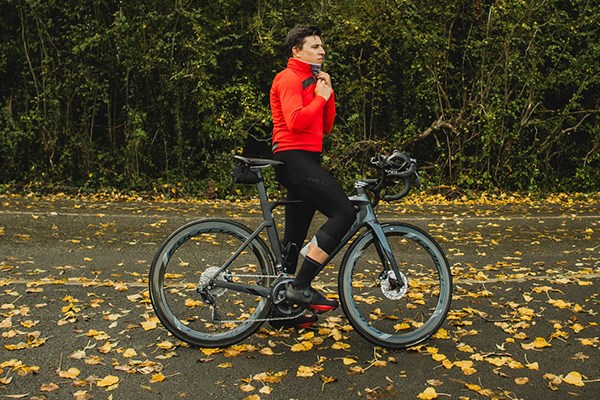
[40,383,59,392]
[457,343,474,353]
[98,341,113,354]
[348,365,364,374]
[259,347,275,355]
[122,348,137,358]
[58,367,81,379]
[394,322,411,331]
[97,375,119,388]
[321,375,337,386]
[149,373,165,383]
[571,323,584,333]
[297,365,316,377]
[200,347,221,356]
[563,371,585,387]
[432,328,450,339]
[578,338,598,346]
[417,387,438,399]
[239,383,255,392]
[259,385,273,394]
[291,341,313,352]
[141,318,159,331]
[331,342,350,350]
[156,341,176,350]
[548,299,570,309]
[465,383,493,396]
[521,337,551,350]
[526,362,539,370]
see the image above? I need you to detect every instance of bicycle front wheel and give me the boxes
[149,218,274,348]
[339,223,452,349]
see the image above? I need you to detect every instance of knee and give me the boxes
[339,203,356,230]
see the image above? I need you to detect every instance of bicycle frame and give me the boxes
[204,167,403,298]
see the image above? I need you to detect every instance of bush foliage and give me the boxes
[1,0,598,195]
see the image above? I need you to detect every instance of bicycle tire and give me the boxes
[339,223,452,349]
[149,218,274,347]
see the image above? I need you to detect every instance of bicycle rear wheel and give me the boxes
[149,218,274,347]
[339,223,452,349]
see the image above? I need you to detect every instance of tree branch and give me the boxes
[401,116,456,147]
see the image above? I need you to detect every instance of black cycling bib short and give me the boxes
[274,150,355,259]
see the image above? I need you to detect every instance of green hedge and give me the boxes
[1,0,598,195]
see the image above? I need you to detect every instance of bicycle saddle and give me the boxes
[234,155,284,167]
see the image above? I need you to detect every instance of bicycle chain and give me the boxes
[215,314,302,324]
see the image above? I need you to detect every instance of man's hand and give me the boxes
[315,71,332,101]
[317,71,332,88]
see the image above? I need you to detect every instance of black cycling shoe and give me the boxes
[285,284,339,313]
[269,312,318,330]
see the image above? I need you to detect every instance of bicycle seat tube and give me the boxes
[252,167,287,271]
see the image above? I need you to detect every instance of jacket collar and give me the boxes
[287,58,317,76]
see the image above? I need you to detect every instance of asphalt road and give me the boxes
[0,194,598,400]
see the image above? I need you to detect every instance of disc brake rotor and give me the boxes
[199,266,230,297]
[381,269,408,300]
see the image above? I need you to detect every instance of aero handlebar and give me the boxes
[369,150,420,203]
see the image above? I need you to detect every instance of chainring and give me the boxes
[270,277,304,317]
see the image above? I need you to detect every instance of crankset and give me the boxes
[270,277,305,318]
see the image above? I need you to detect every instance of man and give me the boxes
[269,25,355,329]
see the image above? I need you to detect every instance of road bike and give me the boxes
[149,151,452,349]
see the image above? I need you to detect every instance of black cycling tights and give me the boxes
[274,150,355,267]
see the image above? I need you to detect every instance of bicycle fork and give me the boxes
[369,222,406,292]
[349,184,406,293]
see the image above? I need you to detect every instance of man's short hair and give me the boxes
[284,25,322,57]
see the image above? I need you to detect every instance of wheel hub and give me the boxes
[381,269,408,300]
[198,266,230,297]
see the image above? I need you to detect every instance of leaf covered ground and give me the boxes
[0,193,598,399]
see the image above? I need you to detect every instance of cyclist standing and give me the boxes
[269,24,355,328]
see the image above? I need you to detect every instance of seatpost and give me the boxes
[253,169,269,206]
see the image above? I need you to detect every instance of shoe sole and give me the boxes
[309,304,338,313]
[296,321,318,329]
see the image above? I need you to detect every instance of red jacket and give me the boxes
[270,58,336,153]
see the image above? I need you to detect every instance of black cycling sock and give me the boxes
[292,257,322,290]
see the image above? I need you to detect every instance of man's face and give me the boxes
[292,35,325,64]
